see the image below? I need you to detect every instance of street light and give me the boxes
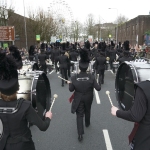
[108,8,118,45]
[23,0,28,51]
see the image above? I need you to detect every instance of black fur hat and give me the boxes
[40,43,45,50]
[85,40,91,50]
[9,45,22,69]
[111,41,115,48]
[0,51,19,95]
[79,49,90,72]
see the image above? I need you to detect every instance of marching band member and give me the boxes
[95,50,106,85]
[0,51,52,150]
[108,41,117,73]
[69,48,79,73]
[28,45,35,61]
[38,43,48,74]
[68,49,101,141]
[57,50,70,87]
[118,41,133,64]
[111,79,150,150]
[8,45,23,69]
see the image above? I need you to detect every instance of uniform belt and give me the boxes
[7,136,31,143]
[76,90,93,95]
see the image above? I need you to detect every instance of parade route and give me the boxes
[31,70,133,150]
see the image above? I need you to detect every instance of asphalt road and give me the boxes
[31,70,133,150]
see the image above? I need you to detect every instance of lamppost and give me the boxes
[23,0,28,51]
[108,8,118,44]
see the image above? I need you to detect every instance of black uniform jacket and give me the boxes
[38,53,47,65]
[69,72,101,113]
[0,99,50,150]
[117,81,150,150]
[57,55,69,69]
[95,55,106,71]
[108,49,117,61]
[69,51,78,61]
[51,49,60,60]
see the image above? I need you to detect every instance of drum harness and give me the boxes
[0,98,25,143]
[0,98,24,114]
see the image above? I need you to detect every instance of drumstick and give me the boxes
[49,94,58,112]
[106,91,114,107]
[58,76,69,82]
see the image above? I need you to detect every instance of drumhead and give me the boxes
[116,61,150,110]
[18,71,51,119]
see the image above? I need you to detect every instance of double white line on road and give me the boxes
[103,129,113,150]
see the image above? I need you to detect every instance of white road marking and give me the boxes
[49,70,54,74]
[103,129,113,150]
[94,89,101,104]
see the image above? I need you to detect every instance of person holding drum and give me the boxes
[68,49,101,142]
[111,80,150,150]
[0,51,52,150]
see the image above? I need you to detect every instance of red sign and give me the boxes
[0,26,15,41]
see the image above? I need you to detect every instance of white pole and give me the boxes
[23,0,28,51]
[116,9,118,45]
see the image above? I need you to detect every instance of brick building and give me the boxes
[116,15,150,46]
[0,9,37,49]
[8,12,37,49]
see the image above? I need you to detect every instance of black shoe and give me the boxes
[61,84,64,87]
[85,124,90,127]
[78,135,83,142]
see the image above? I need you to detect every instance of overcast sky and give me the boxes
[7,0,150,24]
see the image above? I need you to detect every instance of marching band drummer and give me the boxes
[111,79,150,150]
[68,49,101,142]
[0,51,52,150]
[38,43,48,74]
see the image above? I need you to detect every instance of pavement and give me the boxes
[31,70,133,150]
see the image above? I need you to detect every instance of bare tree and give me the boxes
[115,14,128,25]
[27,7,58,43]
[85,14,96,38]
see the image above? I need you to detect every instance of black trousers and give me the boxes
[97,69,105,84]
[76,98,92,135]
[61,68,68,85]
[67,64,71,77]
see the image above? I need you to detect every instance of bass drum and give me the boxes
[18,71,51,119]
[115,60,150,111]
